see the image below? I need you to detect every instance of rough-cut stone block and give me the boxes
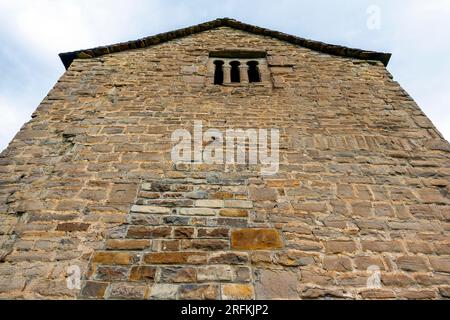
[92,252,134,265]
[179,284,218,300]
[179,208,217,216]
[81,281,109,298]
[231,228,283,250]
[255,269,298,299]
[197,227,229,238]
[323,256,353,271]
[324,241,357,254]
[219,208,248,217]
[195,200,224,208]
[360,289,396,299]
[95,266,129,281]
[208,252,249,265]
[126,226,172,239]
[222,284,254,300]
[106,239,150,250]
[109,282,147,299]
[396,256,429,272]
[160,267,197,283]
[130,205,171,214]
[181,239,229,251]
[173,227,195,238]
[362,240,404,253]
[129,266,157,281]
[249,187,278,201]
[224,200,253,209]
[149,284,178,299]
[197,266,233,282]
[143,252,207,265]
[429,257,450,273]
[56,223,90,232]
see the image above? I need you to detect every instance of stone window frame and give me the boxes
[206,50,271,87]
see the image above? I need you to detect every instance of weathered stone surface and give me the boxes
[92,252,135,265]
[222,284,254,300]
[131,205,171,214]
[429,257,450,273]
[231,229,283,250]
[81,281,108,299]
[396,256,430,272]
[179,284,218,300]
[129,266,157,281]
[197,266,233,281]
[219,209,248,217]
[106,239,150,250]
[126,226,172,239]
[143,252,207,265]
[208,252,249,264]
[160,267,197,283]
[248,187,278,201]
[255,270,298,299]
[95,266,129,281]
[324,241,357,254]
[56,223,90,232]
[179,208,217,216]
[149,284,178,299]
[109,282,147,299]
[323,256,353,272]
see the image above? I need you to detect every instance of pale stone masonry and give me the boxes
[0,18,449,299]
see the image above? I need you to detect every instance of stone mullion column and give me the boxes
[223,64,231,84]
[239,64,249,84]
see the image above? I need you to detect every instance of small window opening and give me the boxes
[247,61,261,83]
[230,61,240,83]
[214,60,224,85]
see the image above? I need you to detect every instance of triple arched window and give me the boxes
[214,60,261,85]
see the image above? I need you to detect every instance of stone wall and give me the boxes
[0,26,449,299]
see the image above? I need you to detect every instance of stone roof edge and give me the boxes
[59,18,392,69]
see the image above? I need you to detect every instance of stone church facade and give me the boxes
[0,18,449,299]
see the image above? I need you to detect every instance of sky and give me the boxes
[0,0,449,151]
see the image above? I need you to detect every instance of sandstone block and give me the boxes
[179,208,217,216]
[255,269,298,299]
[197,265,233,282]
[93,252,135,265]
[160,267,197,283]
[130,205,171,214]
[219,208,248,217]
[129,266,157,281]
[109,282,147,299]
[224,200,253,209]
[56,223,90,232]
[208,251,249,264]
[222,284,254,300]
[106,239,150,250]
[429,257,450,273]
[324,241,357,254]
[195,200,224,208]
[231,228,283,250]
[248,187,278,201]
[323,255,353,271]
[396,256,429,272]
[81,281,109,298]
[179,284,218,300]
[149,284,178,299]
[143,252,207,265]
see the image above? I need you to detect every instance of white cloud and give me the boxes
[0,96,32,151]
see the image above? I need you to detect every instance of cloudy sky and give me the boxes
[0,0,449,151]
